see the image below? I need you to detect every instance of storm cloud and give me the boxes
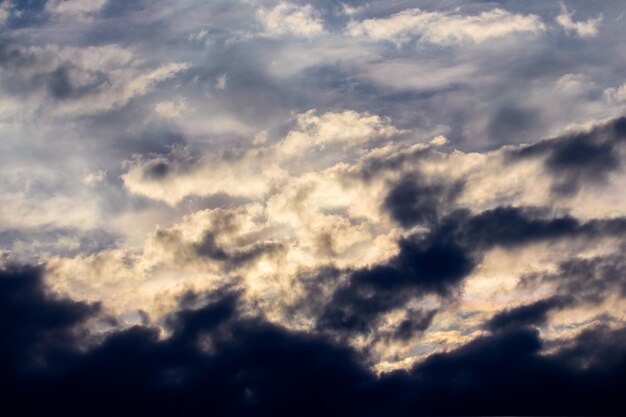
[2,266,625,416]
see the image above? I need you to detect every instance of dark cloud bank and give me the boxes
[3,227,626,417]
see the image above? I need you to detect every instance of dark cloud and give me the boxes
[2,264,625,416]
[486,296,569,331]
[45,63,109,101]
[383,325,626,416]
[387,308,438,342]
[317,205,626,339]
[318,238,472,337]
[522,251,626,305]
[0,266,372,416]
[142,160,171,180]
[47,64,75,99]
[0,265,99,379]
[510,116,626,195]
[550,323,626,372]
[383,174,463,227]
[433,206,626,250]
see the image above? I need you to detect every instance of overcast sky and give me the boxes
[1,1,626,415]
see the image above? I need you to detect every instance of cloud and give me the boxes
[383,174,464,228]
[154,98,187,120]
[1,266,625,415]
[257,2,324,38]
[522,251,626,305]
[347,7,545,46]
[122,109,402,205]
[314,203,626,341]
[40,114,626,358]
[0,226,118,264]
[509,116,626,195]
[3,2,626,409]
[0,265,99,376]
[0,42,189,117]
[557,3,602,38]
[605,82,626,102]
[0,1,11,26]
[486,296,570,331]
[317,236,472,338]
[45,0,108,19]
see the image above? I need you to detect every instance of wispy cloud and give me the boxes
[347,7,545,46]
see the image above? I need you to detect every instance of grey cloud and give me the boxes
[2,267,625,416]
[383,174,464,228]
[486,296,570,331]
[510,116,626,195]
[487,105,543,144]
[522,251,626,305]
[2,2,626,412]
[151,209,286,273]
[142,160,171,180]
[0,227,119,263]
[194,231,284,271]
[314,205,626,340]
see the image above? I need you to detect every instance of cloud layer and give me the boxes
[2,0,626,415]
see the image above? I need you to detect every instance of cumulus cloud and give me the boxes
[347,7,545,46]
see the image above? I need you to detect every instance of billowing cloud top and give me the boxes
[1,0,626,415]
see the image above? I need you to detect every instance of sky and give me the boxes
[1,0,626,415]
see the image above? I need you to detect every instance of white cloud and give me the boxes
[278,109,402,156]
[554,73,595,96]
[122,109,402,205]
[49,114,626,366]
[556,3,602,38]
[347,7,545,46]
[83,170,107,185]
[154,98,187,120]
[0,1,11,26]
[257,2,324,38]
[46,0,108,19]
[604,82,626,102]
